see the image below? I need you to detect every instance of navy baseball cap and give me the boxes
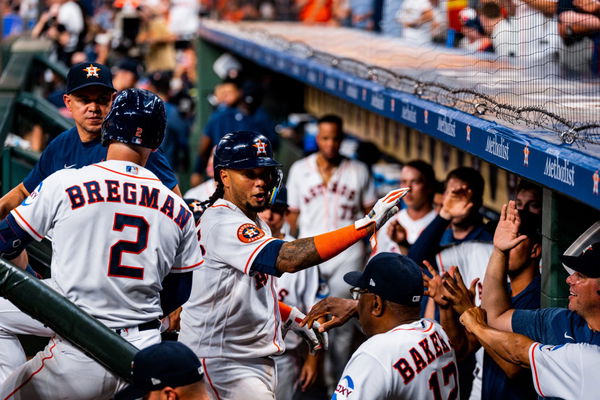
[561,242,600,278]
[344,253,423,305]
[66,62,116,94]
[114,341,204,400]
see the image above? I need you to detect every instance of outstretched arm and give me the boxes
[0,183,30,219]
[275,188,409,273]
[481,201,527,331]
[460,307,533,369]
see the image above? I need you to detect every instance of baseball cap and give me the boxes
[115,58,142,79]
[66,62,115,94]
[344,253,423,305]
[114,341,204,400]
[560,242,600,278]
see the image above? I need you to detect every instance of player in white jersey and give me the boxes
[460,306,599,400]
[375,160,438,255]
[333,252,458,399]
[0,89,203,400]
[258,187,327,398]
[286,114,376,382]
[178,130,409,400]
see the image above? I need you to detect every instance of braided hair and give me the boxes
[199,180,225,213]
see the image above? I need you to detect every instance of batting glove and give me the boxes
[282,306,329,354]
[355,187,410,231]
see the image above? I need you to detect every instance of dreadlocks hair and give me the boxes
[199,180,225,213]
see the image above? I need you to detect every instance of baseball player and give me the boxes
[460,306,599,400]
[0,61,180,220]
[0,89,203,399]
[258,187,326,398]
[178,130,409,400]
[333,253,458,400]
[286,114,376,382]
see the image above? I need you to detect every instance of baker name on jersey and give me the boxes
[65,180,191,229]
[393,330,452,384]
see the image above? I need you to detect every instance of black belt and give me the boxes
[115,319,160,335]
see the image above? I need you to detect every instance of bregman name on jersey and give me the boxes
[64,180,192,230]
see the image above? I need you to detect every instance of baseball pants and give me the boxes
[201,356,277,400]
[0,328,160,400]
[274,348,303,400]
[0,279,56,381]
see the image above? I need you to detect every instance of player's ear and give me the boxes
[63,94,72,112]
[371,294,384,317]
[530,242,542,259]
[220,169,230,188]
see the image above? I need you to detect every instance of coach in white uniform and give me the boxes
[334,252,458,399]
[0,89,203,399]
[179,130,409,400]
[287,114,376,381]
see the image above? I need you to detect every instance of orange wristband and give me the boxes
[313,224,369,261]
[279,302,292,321]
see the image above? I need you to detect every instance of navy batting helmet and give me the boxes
[101,88,166,149]
[214,131,282,205]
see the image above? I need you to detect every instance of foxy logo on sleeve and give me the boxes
[237,224,265,243]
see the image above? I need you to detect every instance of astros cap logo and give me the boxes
[253,139,268,156]
[83,64,101,78]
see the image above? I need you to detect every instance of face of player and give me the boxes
[516,189,542,215]
[566,272,600,318]
[356,291,378,337]
[400,166,433,212]
[507,237,538,274]
[63,86,114,138]
[316,122,343,161]
[258,205,287,236]
[221,167,273,214]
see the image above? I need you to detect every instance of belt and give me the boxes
[115,319,161,336]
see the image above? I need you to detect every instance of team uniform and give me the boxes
[332,319,458,400]
[374,208,437,255]
[179,198,285,400]
[274,232,325,399]
[0,160,203,399]
[287,153,376,381]
[528,342,600,400]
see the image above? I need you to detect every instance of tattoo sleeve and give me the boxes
[276,238,322,273]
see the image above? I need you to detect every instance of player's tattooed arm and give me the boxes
[276,238,321,273]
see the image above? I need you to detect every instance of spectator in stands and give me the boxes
[2,1,24,38]
[558,0,600,46]
[395,0,438,45]
[515,180,542,215]
[380,0,404,36]
[482,202,600,369]
[458,8,494,52]
[478,1,519,58]
[349,0,375,30]
[137,3,176,74]
[297,0,334,23]
[375,160,438,255]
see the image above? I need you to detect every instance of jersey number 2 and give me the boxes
[428,361,458,400]
[108,214,149,279]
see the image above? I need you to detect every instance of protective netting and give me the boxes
[201,20,600,147]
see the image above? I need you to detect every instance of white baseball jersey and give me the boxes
[287,153,376,237]
[529,342,600,400]
[10,160,204,328]
[374,208,437,255]
[436,241,493,306]
[179,198,285,359]
[275,232,322,350]
[333,319,458,400]
[184,178,216,201]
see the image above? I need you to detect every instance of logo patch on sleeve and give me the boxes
[237,224,265,243]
